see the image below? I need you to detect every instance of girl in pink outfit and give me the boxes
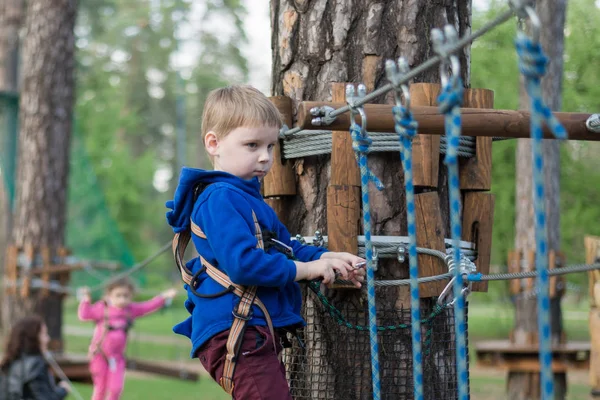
[77,277,177,400]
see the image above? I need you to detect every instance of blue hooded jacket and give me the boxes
[166,167,327,357]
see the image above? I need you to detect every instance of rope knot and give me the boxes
[515,33,548,82]
[437,76,464,115]
[350,125,384,191]
[392,106,418,140]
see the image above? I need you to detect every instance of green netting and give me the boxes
[0,91,18,211]
[0,91,144,289]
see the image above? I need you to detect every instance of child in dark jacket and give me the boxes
[0,315,70,400]
[167,85,365,399]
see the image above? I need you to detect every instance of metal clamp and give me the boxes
[431,25,461,86]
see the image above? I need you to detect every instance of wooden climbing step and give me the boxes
[475,339,590,372]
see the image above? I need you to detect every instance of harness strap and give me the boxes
[91,302,133,360]
[173,210,275,395]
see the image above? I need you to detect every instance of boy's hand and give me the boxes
[161,288,177,300]
[295,254,365,288]
[321,252,366,287]
[77,287,91,302]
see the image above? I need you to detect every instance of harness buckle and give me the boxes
[232,308,253,321]
[269,239,294,258]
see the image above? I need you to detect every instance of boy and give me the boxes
[166,85,365,399]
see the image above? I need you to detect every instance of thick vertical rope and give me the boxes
[350,112,384,400]
[393,105,423,400]
[516,31,567,400]
[438,76,469,400]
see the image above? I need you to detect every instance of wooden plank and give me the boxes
[126,359,199,382]
[462,192,495,292]
[296,102,597,141]
[264,96,296,197]
[40,247,51,297]
[526,250,536,293]
[409,83,440,188]
[265,197,290,228]
[508,250,522,295]
[20,244,34,299]
[586,235,600,307]
[5,245,18,295]
[587,235,600,393]
[414,192,447,298]
[327,82,361,290]
[591,309,600,391]
[460,88,494,190]
[327,185,361,290]
[330,82,360,187]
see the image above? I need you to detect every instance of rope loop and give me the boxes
[515,33,548,82]
[437,76,464,115]
[392,106,418,140]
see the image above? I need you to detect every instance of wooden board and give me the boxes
[475,339,590,372]
[460,88,494,191]
[414,192,447,298]
[264,96,296,197]
[327,185,361,290]
[41,247,51,297]
[20,244,34,298]
[5,245,18,295]
[330,82,360,187]
[409,83,440,188]
[461,192,495,292]
[126,359,200,382]
[586,235,600,306]
[591,310,600,390]
[507,250,522,295]
[265,197,290,228]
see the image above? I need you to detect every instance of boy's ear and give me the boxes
[204,131,219,156]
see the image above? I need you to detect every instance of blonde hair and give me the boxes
[201,85,283,143]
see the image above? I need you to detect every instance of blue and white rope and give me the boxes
[516,31,567,400]
[350,118,384,400]
[438,76,469,400]
[393,105,423,400]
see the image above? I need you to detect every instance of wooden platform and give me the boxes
[51,354,200,383]
[475,340,590,372]
[51,354,92,383]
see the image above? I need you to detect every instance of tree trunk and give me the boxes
[271,1,471,399]
[0,0,25,334]
[509,0,567,399]
[1,0,77,352]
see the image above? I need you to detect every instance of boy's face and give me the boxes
[206,125,280,180]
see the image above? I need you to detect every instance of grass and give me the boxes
[60,295,594,399]
[68,375,228,400]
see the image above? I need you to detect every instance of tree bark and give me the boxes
[510,0,567,398]
[271,1,471,398]
[0,0,25,333]
[2,0,77,352]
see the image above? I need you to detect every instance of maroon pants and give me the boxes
[197,326,292,400]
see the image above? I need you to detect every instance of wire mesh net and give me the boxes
[281,285,469,400]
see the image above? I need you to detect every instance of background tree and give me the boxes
[2,0,77,350]
[0,0,24,332]
[509,0,567,398]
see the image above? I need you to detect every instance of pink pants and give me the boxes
[89,354,126,400]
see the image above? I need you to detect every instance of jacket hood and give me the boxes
[165,167,262,233]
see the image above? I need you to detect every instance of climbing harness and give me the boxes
[171,184,275,395]
[90,301,133,368]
